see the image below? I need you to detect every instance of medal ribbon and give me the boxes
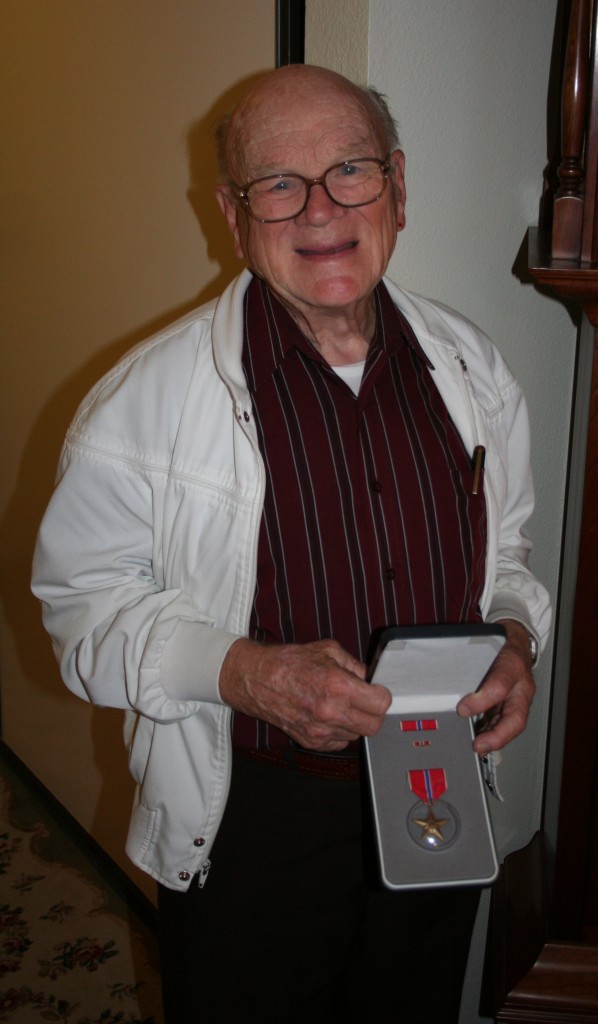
[408,768,447,804]
[400,719,438,732]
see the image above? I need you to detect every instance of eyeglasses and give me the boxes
[234,157,391,223]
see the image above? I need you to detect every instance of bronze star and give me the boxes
[412,806,449,843]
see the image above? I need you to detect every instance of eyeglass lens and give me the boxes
[246,159,387,221]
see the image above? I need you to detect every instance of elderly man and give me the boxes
[33,65,550,1023]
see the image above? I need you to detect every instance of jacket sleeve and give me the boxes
[32,436,240,722]
[30,296,251,724]
[383,278,552,653]
[483,364,551,651]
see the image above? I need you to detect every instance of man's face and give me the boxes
[217,74,406,329]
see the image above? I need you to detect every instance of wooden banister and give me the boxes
[552,0,592,259]
[581,0,598,260]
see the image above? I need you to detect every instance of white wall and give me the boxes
[307,1,576,1020]
[367,0,572,854]
[0,0,274,901]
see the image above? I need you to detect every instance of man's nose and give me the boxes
[299,181,343,223]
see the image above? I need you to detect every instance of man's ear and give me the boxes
[389,149,406,232]
[215,186,246,259]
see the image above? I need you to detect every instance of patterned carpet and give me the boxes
[0,749,163,1023]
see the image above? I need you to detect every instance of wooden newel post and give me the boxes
[552,0,591,259]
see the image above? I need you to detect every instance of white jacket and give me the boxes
[32,270,551,890]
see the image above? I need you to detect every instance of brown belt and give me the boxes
[236,746,361,781]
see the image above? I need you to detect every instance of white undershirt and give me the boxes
[331,360,366,396]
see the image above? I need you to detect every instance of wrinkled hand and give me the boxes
[219,637,391,751]
[456,619,536,755]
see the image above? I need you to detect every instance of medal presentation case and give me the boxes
[365,624,505,890]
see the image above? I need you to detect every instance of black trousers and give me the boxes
[158,754,480,1024]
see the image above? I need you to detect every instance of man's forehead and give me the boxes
[230,85,381,180]
[245,130,378,176]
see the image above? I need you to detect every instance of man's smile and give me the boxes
[295,240,359,257]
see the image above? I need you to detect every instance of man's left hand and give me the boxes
[456,619,536,755]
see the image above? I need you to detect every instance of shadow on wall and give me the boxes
[185,69,270,304]
[0,69,270,885]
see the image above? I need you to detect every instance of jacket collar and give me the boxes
[211,269,503,417]
[241,274,432,393]
[211,269,433,391]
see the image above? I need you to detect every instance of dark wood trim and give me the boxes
[581,1,598,260]
[496,942,598,1023]
[552,0,591,259]
[276,0,305,66]
[528,227,598,323]
[482,832,551,1017]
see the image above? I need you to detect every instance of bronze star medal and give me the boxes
[406,769,459,850]
[407,799,459,850]
[413,806,449,843]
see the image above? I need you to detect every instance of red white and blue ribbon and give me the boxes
[408,768,447,805]
[400,719,438,732]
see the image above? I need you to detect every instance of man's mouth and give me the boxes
[295,240,358,257]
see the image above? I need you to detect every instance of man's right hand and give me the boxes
[219,637,391,751]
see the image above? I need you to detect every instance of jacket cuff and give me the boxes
[159,619,242,704]
[485,595,541,651]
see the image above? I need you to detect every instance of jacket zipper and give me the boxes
[197,859,211,888]
[454,354,483,447]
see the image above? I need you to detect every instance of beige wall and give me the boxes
[1,0,274,900]
[305,0,369,81]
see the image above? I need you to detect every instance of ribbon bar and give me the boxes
[400,719,438,732]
